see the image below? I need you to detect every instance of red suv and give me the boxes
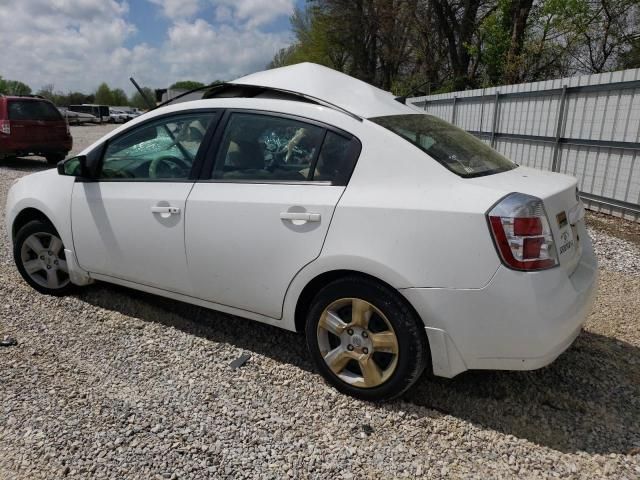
[0,95,72,165]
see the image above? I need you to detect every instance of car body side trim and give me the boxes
[88,272,294,330]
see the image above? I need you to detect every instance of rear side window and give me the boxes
[371,114,516,178]
[8,100,62,121]
[214,113,324,182]
[212,112,360,185]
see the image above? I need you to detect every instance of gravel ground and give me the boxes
[1,125,639,479]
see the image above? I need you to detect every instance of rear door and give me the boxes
[185,111,360,318]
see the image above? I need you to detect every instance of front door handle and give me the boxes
[151,205,181,215]
[280,212,321,222]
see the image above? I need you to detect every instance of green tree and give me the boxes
[111,88,129,106]
[2,79,32,95]
[36,84,57,102]
[268,45,299,68]
[268,6,351,71]
[619,36,640,69]
[170,80,205,90]
[68,92,93,105]
[94,82,114,105]
[129,87,155,109]
[273,0,640,93]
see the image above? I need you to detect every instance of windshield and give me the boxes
[371,114,516,178]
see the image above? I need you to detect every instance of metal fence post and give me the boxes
[451,97,458,125]
[479,88,485,133]
[405,72,640,221]
[490,91,500,148]
[551,85,568,172]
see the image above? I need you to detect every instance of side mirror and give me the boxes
[57,155,90,178]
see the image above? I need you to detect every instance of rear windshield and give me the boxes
[8,100,62,121]
[371,114,516,178]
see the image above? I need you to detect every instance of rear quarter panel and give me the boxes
[319,121,503,290]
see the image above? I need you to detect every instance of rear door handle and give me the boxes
[151,205,181,215]
[280,212,321,222]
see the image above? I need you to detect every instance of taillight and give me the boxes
[0,119,10,135]
[488,193,558,271]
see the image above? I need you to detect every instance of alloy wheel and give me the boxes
[20,232,70,290]
[316,297,399,388]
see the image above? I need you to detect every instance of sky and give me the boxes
[0,0,304,95]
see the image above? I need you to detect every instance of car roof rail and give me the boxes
[15,94,46,99]
[151,82,364,122]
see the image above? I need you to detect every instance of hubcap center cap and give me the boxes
[342,327,372,354]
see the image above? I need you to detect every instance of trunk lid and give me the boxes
[469,166,584,274]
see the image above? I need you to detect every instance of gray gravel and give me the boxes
[1,126,639,479]
[587,214,640,277]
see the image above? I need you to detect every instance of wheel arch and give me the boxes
[292,269,426,336]
[11,207,56,241]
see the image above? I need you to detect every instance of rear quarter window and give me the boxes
[371,114,516,178]
[313,131,360,185]
[8,100,63,121]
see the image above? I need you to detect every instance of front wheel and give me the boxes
[13,220,75,296]
[305,276,429,402]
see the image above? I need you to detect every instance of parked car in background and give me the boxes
[58,107,98,125]
[68,104,111,123]
[5,63,597,401]
[109,107,140,123]
[109,108,130,123]
[0,95,72,164]
[113,106,142,119]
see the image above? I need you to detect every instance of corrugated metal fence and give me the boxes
[409,69,640,221]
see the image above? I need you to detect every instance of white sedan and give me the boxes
[5,63,597,401]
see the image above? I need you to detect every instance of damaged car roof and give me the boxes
[231,62,413,119]
[158,63,415,120]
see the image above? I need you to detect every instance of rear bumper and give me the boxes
[402,232,598,378]
[0,136,72,156]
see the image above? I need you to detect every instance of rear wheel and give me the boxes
[45,153,66,165]
[13,220,75,296]
[305,276,429,402]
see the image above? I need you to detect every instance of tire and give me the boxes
[13,220,75,296]
[46,153,66,165]
[305,276,430,402]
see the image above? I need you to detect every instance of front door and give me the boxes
[71,111,218,294]
[185,111,360,318]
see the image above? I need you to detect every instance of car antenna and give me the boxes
[394,79,432,105]
[130,77,155,109]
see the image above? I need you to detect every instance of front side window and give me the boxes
[212,112,360,185]
[371,114,516,178]
[213,113,324,182]
[100,112,216,180]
